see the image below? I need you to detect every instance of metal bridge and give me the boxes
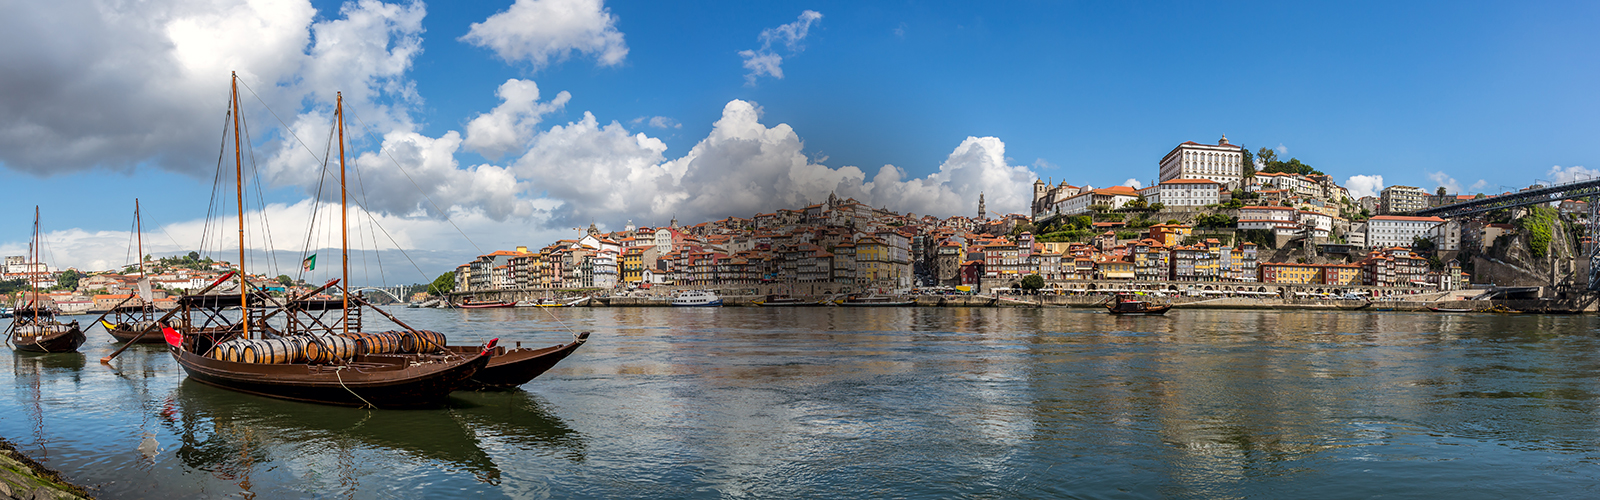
[352,286,412,303]
[1416,178,1600,218]
[1415,177,1600,290]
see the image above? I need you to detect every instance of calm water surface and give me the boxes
[4,308,1600,498]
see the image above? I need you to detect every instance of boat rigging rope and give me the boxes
[334,365,376,409]
[538,304,582,337]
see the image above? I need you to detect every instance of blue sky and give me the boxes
[2,0,1597,280]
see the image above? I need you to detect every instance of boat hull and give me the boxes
[837,301,916,307]
[108,322,166,343]
[1106,305,1171,315]
[449,332,589,391]
[171,348,489,409]
[12,323,86,353]
[459,301,516,309]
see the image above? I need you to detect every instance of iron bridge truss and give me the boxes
[1414,178,1600,290]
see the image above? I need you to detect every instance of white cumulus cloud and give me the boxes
[460,0,628,70]
[0,0,423,176]
[463,79,571,160]
[1427,171,1462,194]
[512,99,1035,226]
[739,10,823,85]
[1548,165,1600,184]
[1345,174,1383,198]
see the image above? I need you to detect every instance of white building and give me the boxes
[1298,210,1333,239]
[1146,178,1222,207]
[1054,186,1142,215]
[1159,136,1246,188]
[1237,205,1301,236]
[1366,215,1446,248]
[1428,219,1462,251]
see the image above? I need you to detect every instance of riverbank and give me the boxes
[0,438,91,500]
[593,294,1595,312]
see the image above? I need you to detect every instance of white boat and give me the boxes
[671,290,723,307]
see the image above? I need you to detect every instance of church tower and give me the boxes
[978,192,987,220]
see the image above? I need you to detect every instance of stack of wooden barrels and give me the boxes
[209,330,452,364]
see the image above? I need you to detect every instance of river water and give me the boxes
[3,307,1600,498]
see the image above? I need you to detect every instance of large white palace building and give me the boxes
[1158,135,1246,189]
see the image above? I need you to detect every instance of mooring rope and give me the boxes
[334,366,376,409]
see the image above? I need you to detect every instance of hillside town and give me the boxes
[445,136,1541,297]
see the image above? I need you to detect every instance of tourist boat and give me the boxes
[1104,294,1171,315]
[5,207,87,353]
[752,294,821,306]
[446,332,590,390]
[835,294,916,307]
[672,290,723,307]
[143,75,494,408]
[459,298,516,309]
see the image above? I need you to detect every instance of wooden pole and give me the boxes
[231,72,249,340]
[337,92,350,337]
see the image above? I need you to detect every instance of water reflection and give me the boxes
[5,309,1600,498]
[167,380,509,492]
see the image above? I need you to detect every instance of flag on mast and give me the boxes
[302,254,316,271]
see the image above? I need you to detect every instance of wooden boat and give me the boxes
[1105,294,1171,315]
[8,307,86,353]
[1428,307,1474,313]
[137,76,498,409]
[101,199,163,343]
[753,294,821,306]
[5,207,87,353]
[459,299,516,309]
[835,294,916,307]
[446,332,590,390]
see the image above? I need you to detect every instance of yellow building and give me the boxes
[1259,263,1320,284]
[1148,224,1193,247]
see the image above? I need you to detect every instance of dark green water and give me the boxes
[4,308,1600,498]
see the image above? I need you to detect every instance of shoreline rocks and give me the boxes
[0,438,91,500]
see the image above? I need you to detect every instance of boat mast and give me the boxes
[30,206,37,321]
[135,198,143,277]
[336,91,349,337]
[232,72,248,339]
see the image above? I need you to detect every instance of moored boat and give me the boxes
[753,294,821,306]
[835,294,916,307]
[672,290,723,307]
[446,332,590,390]
[459,299,516,309]
[5,207,87,353]
[1105,294,1171,315]
[1428,307,1474,313]
[141,76,504,408]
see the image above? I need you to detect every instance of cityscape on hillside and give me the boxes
[447,136,1579,297]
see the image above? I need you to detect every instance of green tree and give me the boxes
[1124,196,1149,210]
[1148,202,1165,212]
[428,271,457,295]
[1436,186,1447,197]
[1256,147,1278,166]
[1019,274,1045,292]
[186,251,200,263]
[1240,147,1256,179]
[55,270,80,290]
[276,275,293,286]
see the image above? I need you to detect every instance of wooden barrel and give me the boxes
[304,336,360,363]
[240,338,302,364]
[212,339,251,363]
[406,330,448,353]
